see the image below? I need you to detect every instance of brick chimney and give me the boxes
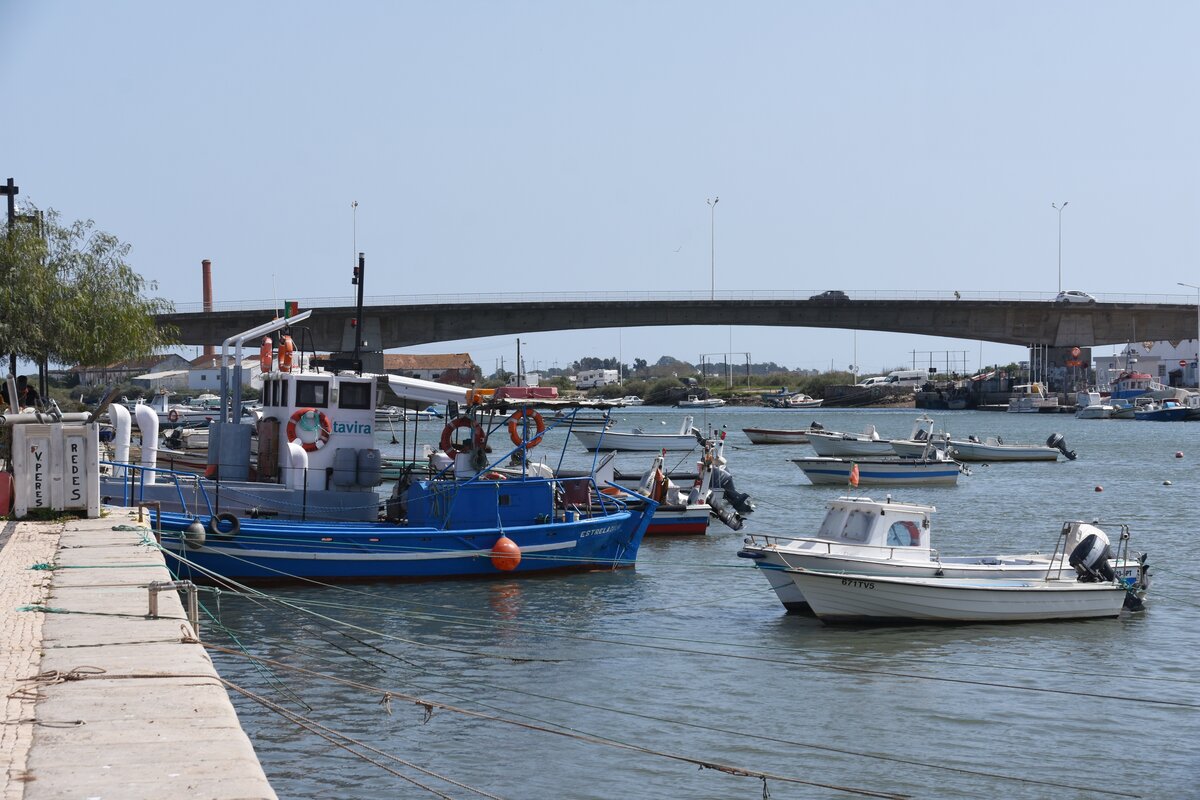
[202,259,214,358]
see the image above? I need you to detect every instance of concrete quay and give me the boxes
[1,511,276,800]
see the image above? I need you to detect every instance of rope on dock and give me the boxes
[222,677,505,800]
[207,643,913,800]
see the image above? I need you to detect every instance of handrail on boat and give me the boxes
[101,460,215,519]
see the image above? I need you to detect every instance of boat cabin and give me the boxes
[255,370,380,493]
[809,496,934,560]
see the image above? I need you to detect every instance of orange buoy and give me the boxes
[490,535,521,571]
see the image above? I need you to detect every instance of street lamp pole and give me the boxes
[1052,201,1068,293]
[707,196,719,300]
[1179,282,1200,387]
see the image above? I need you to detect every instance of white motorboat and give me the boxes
[677,395,726,408]
[783,568,1138,623]
[886,415,948,458]
[947,433,1075,462]
[1007,383,1060,413]
[792,451,965,486]
[596,436,754,536]
[1075,391,1117,419]
[376,405,442,423]
[124,390,217,428]
[807,424,896,457]
[783,393,823,408]
[572,416,703,451]
[737,495,1150,613]
[742,426,819,445]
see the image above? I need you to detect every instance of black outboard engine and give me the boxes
[809,421,824,431]
[1046,433,1077,461]
[1069,532,1117,583]
[711,467,755,515]
[709,497,745,531]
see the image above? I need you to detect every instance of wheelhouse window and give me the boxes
[838,511,872,543]
[296,379,329,408]
[339,381,371,410]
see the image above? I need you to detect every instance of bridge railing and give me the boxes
[164,289,1199,313]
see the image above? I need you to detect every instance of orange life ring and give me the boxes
[440,416,487,457]
[287,407,333,452]
[259,336,273,373]
[506,408,546,449]
[167,409,179,423]
[278,335,294,373]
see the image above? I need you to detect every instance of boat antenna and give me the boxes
[351,251,365,375]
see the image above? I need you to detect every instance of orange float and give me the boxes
[490,535,521,571]
[259,336,273,373]
[277,335,295,373]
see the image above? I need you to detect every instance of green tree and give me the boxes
[0,208,175,384]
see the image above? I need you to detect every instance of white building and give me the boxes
[1096,340,1198,389]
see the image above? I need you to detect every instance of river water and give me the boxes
[206,407,1200,799]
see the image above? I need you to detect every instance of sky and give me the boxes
[3,2,1199,379]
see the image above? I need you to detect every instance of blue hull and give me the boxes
[154,510,651,582]
[1134,409,1190,421]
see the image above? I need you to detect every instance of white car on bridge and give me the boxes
[1055,290,1096,304]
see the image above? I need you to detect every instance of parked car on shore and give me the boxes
[810,290,849,301]
[1055,290,1096,304]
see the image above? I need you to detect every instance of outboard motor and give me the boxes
[809,421,824,431]
[1069,532,1117,583]
[1046,433,1077,461]
[708,494,745,531]
[710,466,755,515]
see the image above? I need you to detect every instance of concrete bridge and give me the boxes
[157,294,1198,353]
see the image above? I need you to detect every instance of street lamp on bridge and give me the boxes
[707,196,719,300]
[1052,201,1068,293]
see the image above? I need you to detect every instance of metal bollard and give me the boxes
[147,580,200,638]
[137,500,162,543]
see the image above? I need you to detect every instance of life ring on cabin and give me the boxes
[277,335,294,373]
[440,416,487,457]
[259,336,273,373]
[207,512,240,539]
[167,409,179,423]
[287,407,332,452]
[506,409,546,449]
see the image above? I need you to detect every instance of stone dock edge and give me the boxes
[1,511,277,800]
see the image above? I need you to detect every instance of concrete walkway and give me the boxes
[0,511,276,800]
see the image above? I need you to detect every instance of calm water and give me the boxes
[207,408,1200,799]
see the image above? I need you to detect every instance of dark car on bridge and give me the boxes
[810,290,849,301]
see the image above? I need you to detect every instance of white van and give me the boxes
[857,376,888,387]
[885,369,928,389]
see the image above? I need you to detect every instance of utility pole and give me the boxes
[1,179,19,379]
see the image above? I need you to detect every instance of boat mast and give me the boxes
[351,252,365,375]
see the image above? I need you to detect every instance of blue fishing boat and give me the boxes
[101,273,655,583]
[1133,399,1190,421]
[150,472,649,581]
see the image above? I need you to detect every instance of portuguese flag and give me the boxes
[283,300,300,317]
